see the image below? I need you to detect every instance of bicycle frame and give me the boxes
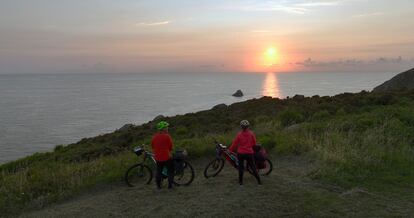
[214,141,239,167]
[134,146,180,176]
[134,147,156,167]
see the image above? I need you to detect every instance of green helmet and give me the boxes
[157,121,169,130]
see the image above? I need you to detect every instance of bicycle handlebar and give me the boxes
[133,145,154,157]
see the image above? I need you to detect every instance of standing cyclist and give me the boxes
[151,121,174,189]
[229,120,262,185]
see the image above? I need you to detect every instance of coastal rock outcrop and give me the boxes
[153,115,165,121]
[212,103,227,110]
[118,124,134,132]
[292,95,305,101]
[373,68,414,92]
[232,90,244,97]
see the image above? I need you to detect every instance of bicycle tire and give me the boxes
[246,158,273,176]
[124,164,153,187]
[173,160,195,186]
[203,158,225,178]
[258,158,273,176]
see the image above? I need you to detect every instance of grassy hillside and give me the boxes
[1,90,414,216]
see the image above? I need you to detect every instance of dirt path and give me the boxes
[20,156,414,217]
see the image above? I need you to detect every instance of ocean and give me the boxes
[0,71,397,163]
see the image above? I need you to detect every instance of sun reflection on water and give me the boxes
[262,73,281,98]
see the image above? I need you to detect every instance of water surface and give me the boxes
[0,71,397,163]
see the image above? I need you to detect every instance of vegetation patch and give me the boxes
[1,90,414,215]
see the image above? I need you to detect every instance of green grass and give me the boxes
[1,90,414,215]
[0,153,136,215]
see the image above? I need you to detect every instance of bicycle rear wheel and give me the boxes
[203,158,224,178]
[246,158,273,176]
[173,160,195,186]
[125,164,153,187]
[258,158,273,176]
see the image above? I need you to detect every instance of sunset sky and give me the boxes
[1,0,414,74]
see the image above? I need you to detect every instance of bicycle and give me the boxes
[125,146,195,187]
[203,140,273,178]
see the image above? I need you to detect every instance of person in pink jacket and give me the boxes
[229,120,262,185]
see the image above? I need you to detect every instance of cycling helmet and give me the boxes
[240,120,250,128]
[157,121,169,130]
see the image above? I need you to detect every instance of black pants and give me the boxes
[237,153,261,185]
[156,159,174,188]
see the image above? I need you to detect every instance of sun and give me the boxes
[266,47,276,57]
[264,47,279,67]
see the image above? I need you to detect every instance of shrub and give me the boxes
[257,134,277,150]
[310,110,330,122]
[175,126,188,136]
[278,109,305,127]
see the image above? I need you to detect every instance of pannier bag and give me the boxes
[173,150,187,173]
[253,145,267,169]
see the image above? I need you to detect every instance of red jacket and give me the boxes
[151,132,173,161]
[229,129,257,154]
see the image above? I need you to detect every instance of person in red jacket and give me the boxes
[229,120,261,185]
[151,121,174,189]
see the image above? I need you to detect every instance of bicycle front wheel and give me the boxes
[124,164,153,187]
[173,160,195,186]
[203,158,224,178]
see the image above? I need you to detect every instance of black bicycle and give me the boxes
[204,140,273,178]
[125,146,195,187]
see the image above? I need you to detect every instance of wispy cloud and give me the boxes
[236,0,343,15]
[137,21,171,26]
[295,1,340,7]
[241,5,308,14]
[251,30,272,33]
[352,12,384,18]
[294,56,410,68]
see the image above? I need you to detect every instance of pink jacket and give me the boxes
[229,130,257,154]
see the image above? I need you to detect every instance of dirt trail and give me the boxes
[20,156,414,217]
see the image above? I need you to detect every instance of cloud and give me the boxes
[235,0,343,15]
[241,5,308,14]
[251,30,272,33]
[295,1,340,7]
[137,21,171,26]
[352,12,384,18]
[373,56,404,64]
[294,56,413,68]
[290,56,414,73]
[199,64,225,68]
[294,58,363,67]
